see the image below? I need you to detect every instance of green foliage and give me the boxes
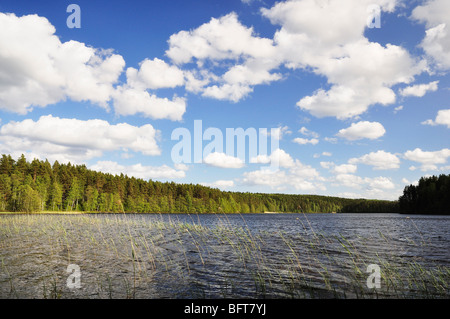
[399,174,450,215]
[339,199,399,213]
[0,154,402,214]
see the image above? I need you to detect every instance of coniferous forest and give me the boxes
[399,174,450,215]
[1,154,446,215]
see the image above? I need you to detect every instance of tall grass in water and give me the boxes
[0,213,448,299]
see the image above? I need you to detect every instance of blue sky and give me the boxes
[0,0,449,200]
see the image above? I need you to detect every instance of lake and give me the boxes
[0,213,448,298]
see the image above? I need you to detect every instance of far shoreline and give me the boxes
[1,211,446,216]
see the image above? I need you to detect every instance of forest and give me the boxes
[0,154,399,214]
[398,174,450,215]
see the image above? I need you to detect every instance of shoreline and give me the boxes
[1,211,443,216]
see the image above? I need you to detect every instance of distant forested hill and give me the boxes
[0,154,399,214]
[399,174,450,215]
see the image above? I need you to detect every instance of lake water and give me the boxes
[0,213,448,298]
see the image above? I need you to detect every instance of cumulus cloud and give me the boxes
[320,161,334,169]
[167,12,276,64]
[242,165,321,192]
[332,164,358,174]
[125,58,185,90]
[201,180,235,189]
[336,121,386,141]
[320,161,358,174]
[298,127,319,138]
[366,176,396,190]
[403,148,450,171]
[393,105,404,114]
[292,137,319,145]
[112,87,186,121]
[244,150,323,192]
[334,174,395,190]
[0,12,125,114]
[2,3,428,121]
[262,0,425,119]
[260,126,291,141]
[399,81,439,97]
[166,12,280,102]
[203,152,245,168]
[0,12,187,121]
[90,161,186,180]
[412,0,450,70]
[112,58,187,121]
[334,173,365,188]
[422,109,450,128]
[0,115,161,163]
[349,150,400,170]
[250,148,295,168]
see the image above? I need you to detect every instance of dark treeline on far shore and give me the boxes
[0,154,447,215]
[399,174,450,215]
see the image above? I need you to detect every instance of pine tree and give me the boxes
[48,180,63,211]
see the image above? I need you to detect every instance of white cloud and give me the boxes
[0,115,161,163]
[199,59,282,102]
[242,166,321,192]
[160,0,426,114]
[292,137,319,145]
[112,87,186,121]
[404,148,450,171]
[321,161,358,174]
[125,58,185,90]
[259,126,291,141]
[262,0,425,119]
[167,12,276,64]
[393,105,404,113]
[0,13,125,114]
[402,178,418,186]
[243,151,323,192]
[412,0,450,70]
[324,137,338,144]
[349,150,400,170]
[336,121,386,140]
[203,152,245,168]
[242,168,288,189]
[222,59,282,87]
[299,127,319,138]
[366,176,395,190]
[250,148,295,168]
[399,81,439,97]
[201,83,254,102]
[90,161,185,180]
[320,161,334,169]
[166,12,281,102]
[0,12,187,122]
[294,126,320,145]
[422,109,450,128]
[174,163,190,171]
[201,180,235,189]
[334,174,395,190]
[333,164,358,174]
[334,174,365,188]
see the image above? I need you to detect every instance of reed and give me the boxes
[0,213,448,299]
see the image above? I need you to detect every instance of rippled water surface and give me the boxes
[0,213,448,299]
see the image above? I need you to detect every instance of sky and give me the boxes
[0,0,449,200]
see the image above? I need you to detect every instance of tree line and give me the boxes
[399,174,450,215]
[0,154,400,214]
